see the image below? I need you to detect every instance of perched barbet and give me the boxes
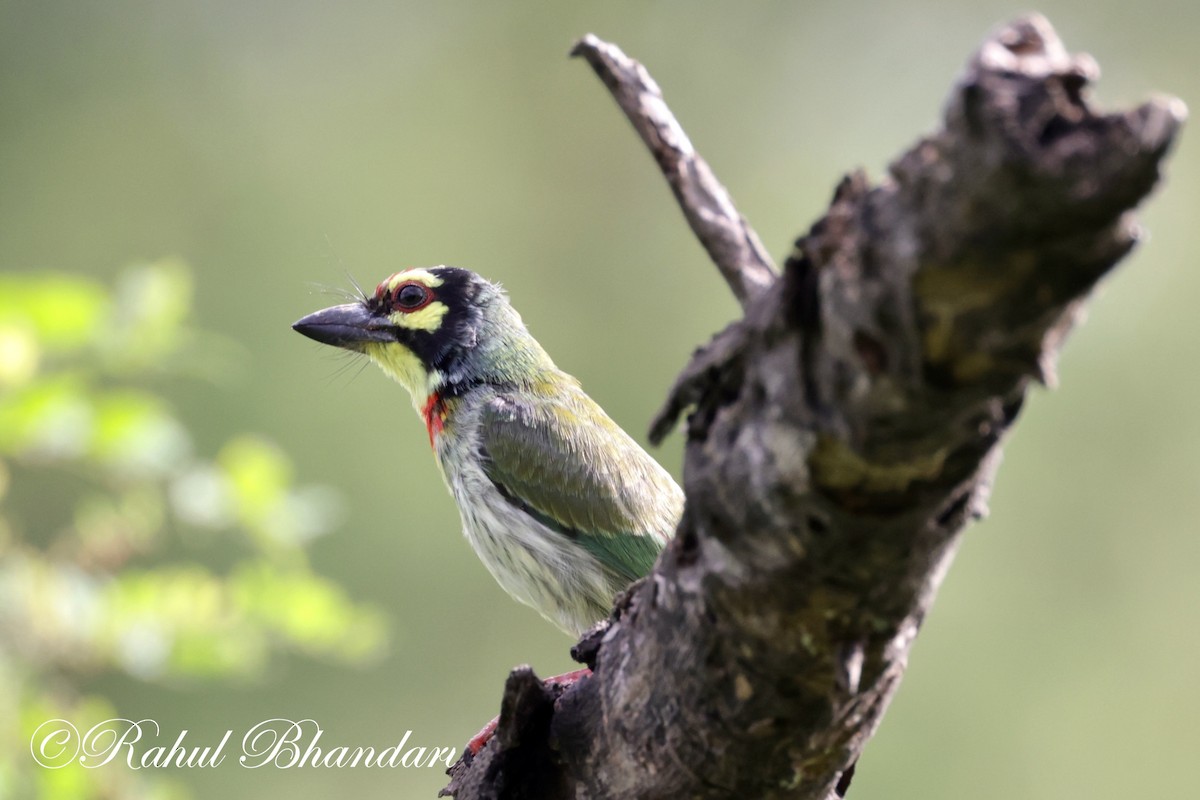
[293,267,683,637]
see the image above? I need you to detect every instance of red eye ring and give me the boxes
[391,280,434,313]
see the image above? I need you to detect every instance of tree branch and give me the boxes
[444,14,1184,800]
[570,34,778,307]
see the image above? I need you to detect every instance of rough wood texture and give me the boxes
[443,14,1183,800]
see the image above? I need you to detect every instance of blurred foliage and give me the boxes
[0,262,386,800]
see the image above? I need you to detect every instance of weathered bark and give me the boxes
[443,14,1183,800]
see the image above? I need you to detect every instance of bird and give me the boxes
[292,266,684,640]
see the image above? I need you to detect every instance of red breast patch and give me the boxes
[422,393,446,448]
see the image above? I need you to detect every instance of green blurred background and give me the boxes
[1,1,1196,798]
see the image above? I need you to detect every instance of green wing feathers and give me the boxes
[479,387,683,584]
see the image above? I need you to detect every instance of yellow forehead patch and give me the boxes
[383,268,445,292]
[388,301,448,332]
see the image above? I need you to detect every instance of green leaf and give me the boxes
[90,391,190,478]
[0,375,92,460]
[0,324,40,387]
[233,563,386,661]
[218,436,291,523]
[0,274,108,353]
[102,260,192,369]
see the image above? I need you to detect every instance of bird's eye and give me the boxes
[393,282,433,312]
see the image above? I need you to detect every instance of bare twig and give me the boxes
[571,33,778,307]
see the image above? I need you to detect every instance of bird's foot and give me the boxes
[466,716,499,756]
[465,667,592,756]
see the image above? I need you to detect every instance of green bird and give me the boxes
[293,266,683,638]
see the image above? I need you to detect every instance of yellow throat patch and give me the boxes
[364,340,440,407]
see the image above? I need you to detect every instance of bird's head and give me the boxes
[293,266,554,402]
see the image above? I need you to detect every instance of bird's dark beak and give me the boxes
[292,303,394,350]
